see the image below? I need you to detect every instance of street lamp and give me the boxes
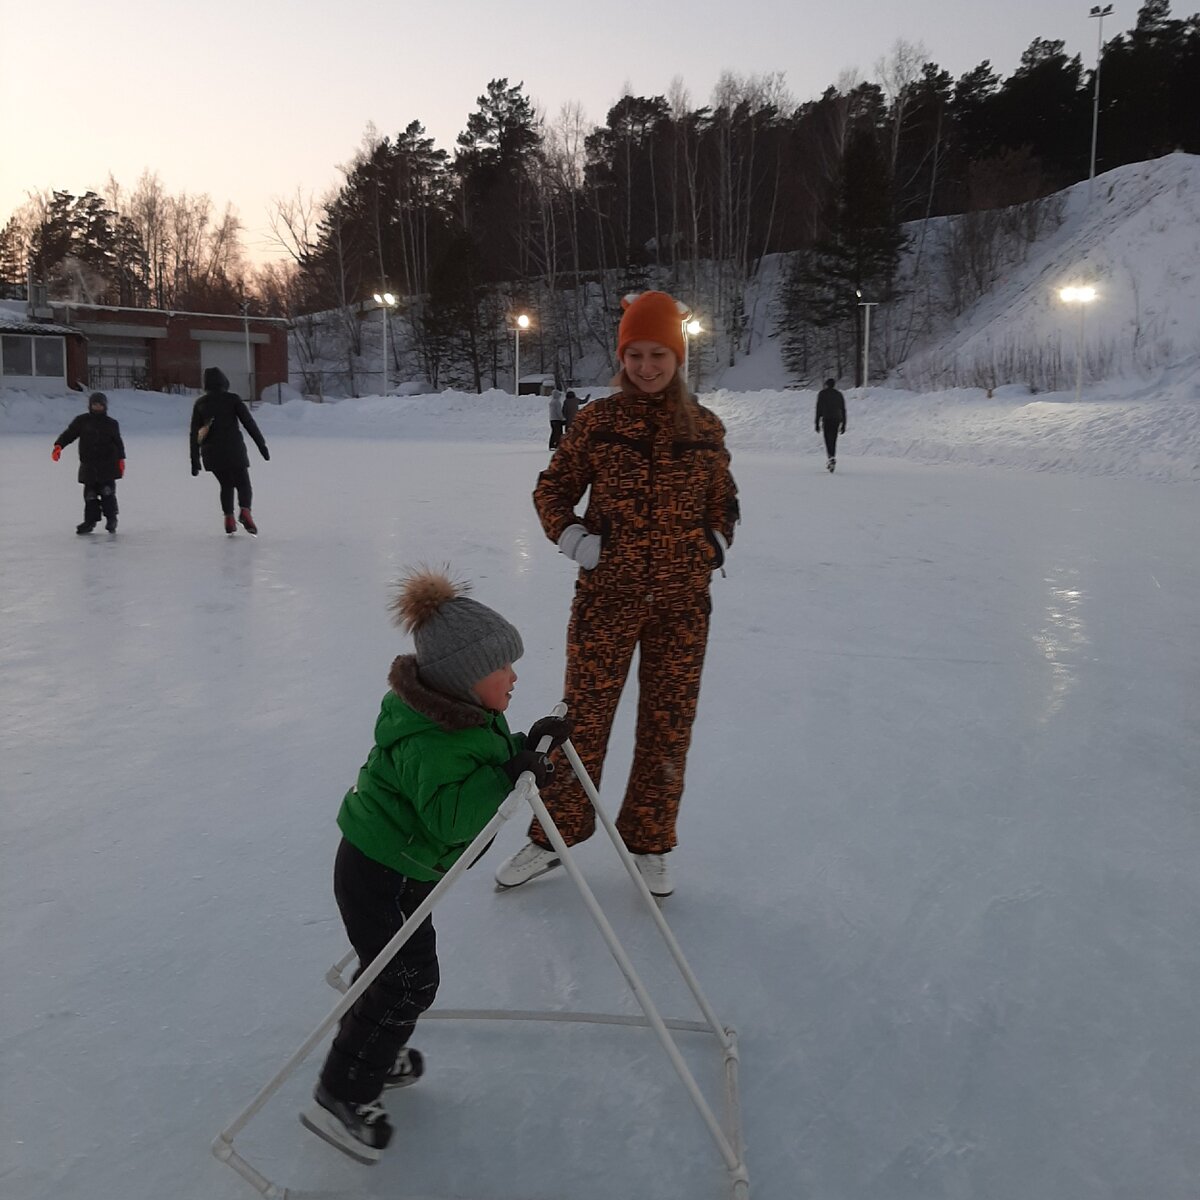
[1088,4,1113,204]
[239,296,254,401]
[1059,285,1097,400]
[371,291,396,395]
[682,316,702,387]
[856,290,878,389]
[513,313,531,395]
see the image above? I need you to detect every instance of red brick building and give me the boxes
[39,301,288,399]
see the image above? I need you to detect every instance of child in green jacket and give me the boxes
[303,568,570,1164]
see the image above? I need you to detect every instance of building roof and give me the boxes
[0,317,81,337]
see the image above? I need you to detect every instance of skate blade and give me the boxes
[494,858,562,891]
[299,1104,381,1165]
[381,1072,421,1092]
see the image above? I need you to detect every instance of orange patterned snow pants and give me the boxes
[529,586,711,853]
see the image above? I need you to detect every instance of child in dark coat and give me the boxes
[52,392,125,534]
[302,568,570,1164]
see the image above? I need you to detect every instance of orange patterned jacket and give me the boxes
[532,388,739,603]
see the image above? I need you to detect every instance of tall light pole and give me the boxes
[1088,4,1113,204]
[856,290,878,390]
[513,313,530,395]
[1059,285,1097,400]
[372,291,396,395]
[682,316,701,388]
[239,296,254,401]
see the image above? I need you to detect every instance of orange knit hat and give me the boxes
[617,291,689,364]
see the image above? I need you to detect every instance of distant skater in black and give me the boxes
[190,368,269,535]
[815,379,846,472]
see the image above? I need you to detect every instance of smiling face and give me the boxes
[473,663,517,712]
[620,340,680,394]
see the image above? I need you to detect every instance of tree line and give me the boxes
[2,0,1196,389]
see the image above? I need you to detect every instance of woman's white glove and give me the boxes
[558,523,602,570]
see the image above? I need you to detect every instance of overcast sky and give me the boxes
[1,0,1109,264]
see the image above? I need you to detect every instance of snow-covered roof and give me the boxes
[0,316,81,337]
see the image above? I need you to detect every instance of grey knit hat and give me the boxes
[391,568,524,703]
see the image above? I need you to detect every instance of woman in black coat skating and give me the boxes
[189,368,269,535]
[53,391,125,534]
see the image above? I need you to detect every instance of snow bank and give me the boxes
[5,366,1198,483]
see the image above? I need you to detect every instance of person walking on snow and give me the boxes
[547,385,566,450]
[303,569,571,1164]
[815,378,846,472]
[189,367,269,535]
[52,391,125,534]
[495,291,740,899]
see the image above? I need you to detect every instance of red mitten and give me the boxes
[52,445,62,462]
[118,459,125,477]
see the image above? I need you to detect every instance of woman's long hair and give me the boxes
[612,366,699,439]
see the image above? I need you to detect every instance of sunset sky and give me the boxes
[1,0,1102,263]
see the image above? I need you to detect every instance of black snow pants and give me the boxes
[212,467,252,515]
[83,482,118,527]
[821,424,839,460]
[318,839,440,1104]
[548,419,565,450]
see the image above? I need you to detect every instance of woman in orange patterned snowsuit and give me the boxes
[495,291,739,897]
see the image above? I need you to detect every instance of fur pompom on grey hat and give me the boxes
[391,568,524,703]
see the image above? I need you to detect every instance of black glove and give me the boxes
[502,749,554,789]
[260,445,270,461]
[840,424,846,434]
[191,465,200,477]
[814,423,820,433]
[526,714,573,753]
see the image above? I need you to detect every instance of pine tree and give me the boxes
[781,127,907,383]
[0,217,28,296]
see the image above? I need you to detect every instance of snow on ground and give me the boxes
[4,364,1200,483]
[1,387,1198,1200]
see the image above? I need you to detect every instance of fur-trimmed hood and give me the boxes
[387,654,489,731]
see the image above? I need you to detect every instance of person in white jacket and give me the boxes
[547,386,566,450]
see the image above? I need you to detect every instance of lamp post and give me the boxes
[856,290,878,389]
[1088,4,1113,204]
[371,292,396,395]
[682,316,701,387]
[239,296,254,401]
[513,313,530,395]
[1059,285,1097,400]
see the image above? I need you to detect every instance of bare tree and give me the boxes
[875,39,928,178]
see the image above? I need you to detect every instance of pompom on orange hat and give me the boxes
[617,291,689,364]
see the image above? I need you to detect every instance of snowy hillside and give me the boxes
[895,153,1200,390]
[278,153,1200,398]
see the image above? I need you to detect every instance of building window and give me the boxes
[35,338,65,377]
[2,334,66,378]
[2,334,33,375]
[88,338,149,390]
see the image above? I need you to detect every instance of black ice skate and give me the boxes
[76,522,95,535]
[300,1084,393,1164]
[383,1046,424,1091]
[105,518,118,533]
[827,458,836,473]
